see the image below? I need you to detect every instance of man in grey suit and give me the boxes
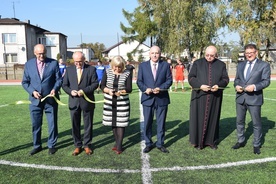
[22,44,62,155]
[232,44,271,154]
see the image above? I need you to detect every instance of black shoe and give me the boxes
[210,145,218,150]
[157,146,169,153]
[253,147,261,154]
[143,146,153,153]
[30,147,42,156]
[232,142,246,149]
[48,148,57,155]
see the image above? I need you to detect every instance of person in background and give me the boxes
[58,58,66,94]
[232,43,270,154]
[22,44,62,155]
[174,58,185,92]
[95,61,106,93]
[137,45,172,153]
[125,60,136,80]
[188,45,229,150]
[58,58,66,78]
[167,58,174,92]
[62,51,98,156]
[101,56,132,154]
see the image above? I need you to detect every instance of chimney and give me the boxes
[25,19,30,24]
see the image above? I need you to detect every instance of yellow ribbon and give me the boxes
[80,91,105,104]
[40,94,67,106]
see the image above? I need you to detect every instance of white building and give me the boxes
[102,40,150,61]
[67,47,95,61]
[0,18,67,66]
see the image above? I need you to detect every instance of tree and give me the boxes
[80,42,106,61]
[121,0,228,60]
[227,0,276,61]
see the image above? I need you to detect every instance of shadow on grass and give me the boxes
[0,118,140,155]
[165,120,189,147]
[219,116,275,146]
[219,117,236,143]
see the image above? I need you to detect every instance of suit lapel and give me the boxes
[155,60,163,81]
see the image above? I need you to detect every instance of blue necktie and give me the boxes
[245,62,252,80]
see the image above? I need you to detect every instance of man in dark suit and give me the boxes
[232,44,271,154]
[62,51,98,156]
[137,46,172,153]
[22,44,62,155]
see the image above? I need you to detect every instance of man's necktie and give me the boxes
[245,62,252,80]
[38,62,44,80]
[77,68,82,84]
[152,63,157,80]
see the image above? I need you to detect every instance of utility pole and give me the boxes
[13,1,16,18]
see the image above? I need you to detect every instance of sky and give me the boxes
[1,0,239,48]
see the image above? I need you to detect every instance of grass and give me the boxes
[0,82,275,184]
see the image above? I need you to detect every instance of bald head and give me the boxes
[205,45,217,62]
[149,45,161,63]
[34,44,46,62]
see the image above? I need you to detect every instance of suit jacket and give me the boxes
[62,64,98,111]
[137,60,172,106]
[234,59,270,106]
[22,57,62,106]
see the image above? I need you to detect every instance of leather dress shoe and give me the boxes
[157,146,169,153]
[72,147,82,156]
[232,142,246,149]
[115,150,123,154]
[48,148,57,155]
[254,147,261,154]
[210,145,218,150]
[84,147,93,155]
[30,147,42,156]
[143,146,153,153]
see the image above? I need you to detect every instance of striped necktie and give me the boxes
[245,62,252,80]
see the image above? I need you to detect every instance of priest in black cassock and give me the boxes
[188,45,229,150]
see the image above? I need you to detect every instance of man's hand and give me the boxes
[33,91,41,99]
[235,85,244,93]
[71,90,78,97]
[145,88,153,95]
[152,87,160,94]
[244,84,255,92]
[211,85,218,92]
[200,85,211,92]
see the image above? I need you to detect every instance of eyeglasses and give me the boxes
[205,54,215,58]
[75,61,83,63]
[36,53,45,56]
[245,51,256,55]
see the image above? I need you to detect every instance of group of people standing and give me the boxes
[22,43,270,157]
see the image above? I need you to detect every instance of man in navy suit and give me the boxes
[232,44,271,154]
[22,44,62,155]
[137,46,172,153]
[62,51,98,156]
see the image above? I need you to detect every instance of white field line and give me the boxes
[150,157,276,172]
[0,159,139,173]
[139,91,153,184]
[1,157,276,173]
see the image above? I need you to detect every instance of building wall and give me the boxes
[108,40,150,61]
[0,24,28,65]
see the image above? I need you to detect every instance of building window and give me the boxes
[46,36,56,46]
[37,36,56,46]
[38,37,46,45]
[2,33,17,44]
[5,53,18,63]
